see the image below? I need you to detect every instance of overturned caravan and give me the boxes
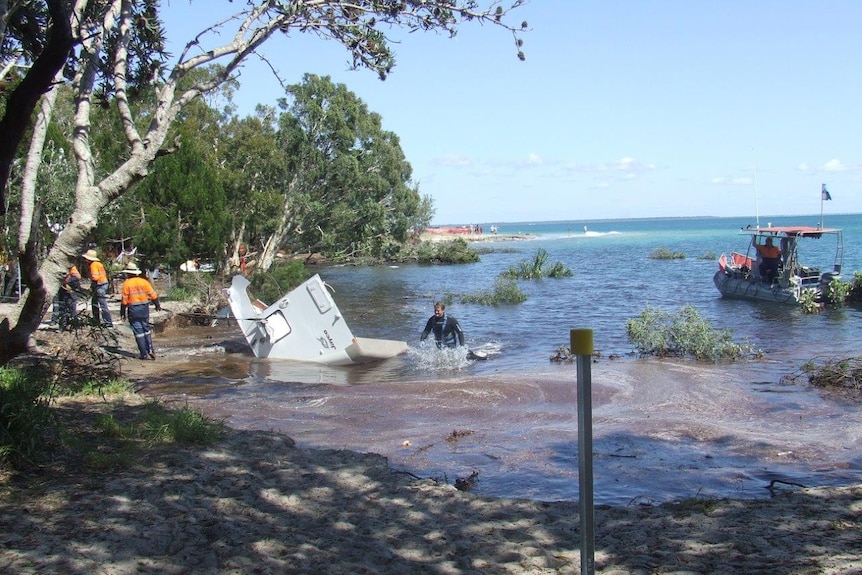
[227,274,407,365]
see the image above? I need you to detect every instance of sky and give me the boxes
[159,1,862,225]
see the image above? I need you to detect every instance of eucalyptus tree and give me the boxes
[0,0,528,365]
[218,106,288,273]
[115,96,231,270]
[252,73,432,269]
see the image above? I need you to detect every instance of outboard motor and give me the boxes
[820,271,841,289]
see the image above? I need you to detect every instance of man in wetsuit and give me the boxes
[420,301,465,348]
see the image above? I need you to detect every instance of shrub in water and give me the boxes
[847,271,862,303]
[461,277,527,305]
[626,305,754,361]
[649,247,686,260]
[825,278,850,306]
[501,248,572,279]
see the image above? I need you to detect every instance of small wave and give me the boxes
[408,345,476,370]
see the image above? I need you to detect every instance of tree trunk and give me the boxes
[256,179,298,273]
[0,0,73,216]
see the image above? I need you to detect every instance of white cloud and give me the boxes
[823,158,847,172]
[524,152,544,166]
[434,155,472,168]
[798,162,810,171]
[614,157,654,173]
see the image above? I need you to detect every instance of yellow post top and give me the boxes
[570,328,594,355]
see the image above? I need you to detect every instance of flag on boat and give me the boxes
[822,184,832,201]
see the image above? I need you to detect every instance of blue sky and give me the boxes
[160,1,861,225]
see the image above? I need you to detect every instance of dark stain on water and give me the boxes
[139,322,862,506]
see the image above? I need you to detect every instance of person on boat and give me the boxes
[119,262,161,360]
[753,236,782,284]
[420,301,465,348]
[82,248,114,327]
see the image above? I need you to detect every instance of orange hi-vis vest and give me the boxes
[67,265,82,281]
[757,244,781,259]
[89,260,109,284]
[121,276,158,306]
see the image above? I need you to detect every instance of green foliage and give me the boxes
[166,285,199,302]
[791,357,862,395]
[798,289,821,314]
[271,74,432,261]
[249,261,311,304]
[77,379,133,396]
[649,247,686,260]
[0,369,55,469]
[460,277,527,305]
[119,99,231,270]
[848,272,862,303]
[626,305,755,361]
[500,248,572,279]
[85,401,224,470]
[95,401,223,445]
[138,401,224,444]
[545,261,574,278]
[699,252,717,260]
[409,238,480,264]
[825,278,850,306]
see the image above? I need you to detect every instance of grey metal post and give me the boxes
[571,328,595,575]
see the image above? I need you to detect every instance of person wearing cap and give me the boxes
[119,262,161,360]
[82,249,113,327]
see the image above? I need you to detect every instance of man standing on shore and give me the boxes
[82,249,113,327]
[119,262,161,360]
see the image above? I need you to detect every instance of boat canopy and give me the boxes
[738,225,841,240]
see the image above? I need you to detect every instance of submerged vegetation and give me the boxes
[412,238,480,264]
[626,305,758,361]
[649,247,686,260]
[500,248,572,280]
[460,277,527,305]
[784,357,862,398]
[799,274,858,314]
[458,248,571,305]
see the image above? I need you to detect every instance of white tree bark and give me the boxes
[2,0,527,363]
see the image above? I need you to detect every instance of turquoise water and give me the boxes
[318,212,862,378]
[150,213,862,504]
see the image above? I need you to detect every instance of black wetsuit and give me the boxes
[420,313,465,348]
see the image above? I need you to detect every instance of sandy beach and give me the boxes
[418,231,534,244]
[2,304,862,573]
[1,392,861,574]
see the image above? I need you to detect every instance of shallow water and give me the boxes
[142,321,862,506]
[141,214,862,504]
